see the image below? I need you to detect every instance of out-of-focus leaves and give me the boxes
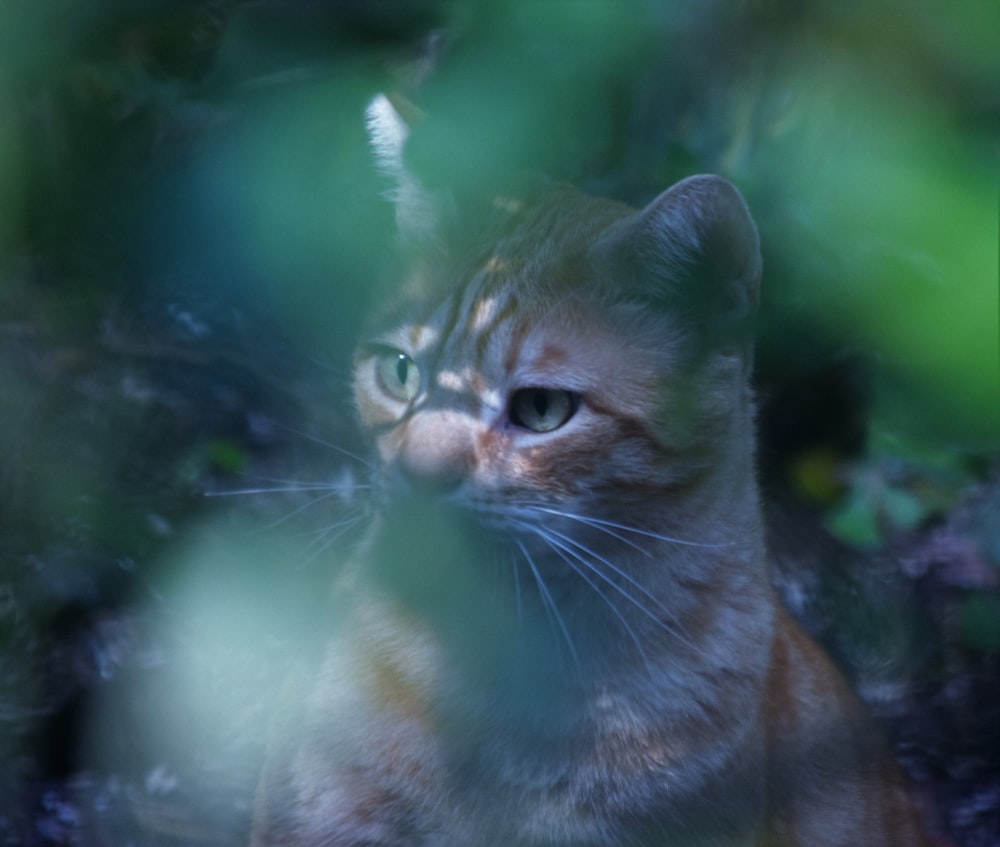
[1,1,998,844]
[404,0,649,194]
[825,426,978,550]
[758,57,997,445]
[203,439,247,476]
[825,469,931,550]
[789,447,847,505]
[960,594,1000,654]
[0,84,21,256]
[826,486,883,550]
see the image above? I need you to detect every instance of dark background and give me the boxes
[1,1,997,844]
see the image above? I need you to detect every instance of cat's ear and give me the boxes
[366,93,449,244]
[597,174,761,352]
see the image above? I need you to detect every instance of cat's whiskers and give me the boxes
[530,510,653,559]
[206,471,369,525]
[208,481,369,495]
[504,505,709,662]
[204,443,373,569]
[522,523,655,674]
[514,539,581,671]
[517,502,730,550]
[508,549,524,624]
[266,491,364,538]
[295,510,369,568]
[268,421,375,471]
[539,526,698,653]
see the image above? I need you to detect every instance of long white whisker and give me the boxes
[523,524,654,673]
[270,421,375,470]
[537,524,705,658]
[527,524,669,638]
[510,550,523,623]
[257,490,364,532]
[295,511,368,567]
[519,503,729,549]
[536,510,652,558]
[515,539,580,671]
[206,483,371,497]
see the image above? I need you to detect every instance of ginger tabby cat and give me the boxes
[250,101,928,847]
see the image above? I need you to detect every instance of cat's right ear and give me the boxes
[366,93,447,244]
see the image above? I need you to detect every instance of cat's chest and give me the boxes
[305,585,767,845]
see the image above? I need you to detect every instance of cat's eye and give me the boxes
[377,350,421,401]
[509,388,578,433]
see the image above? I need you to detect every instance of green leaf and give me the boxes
[826,489,882,549]
[959,594,1000,654]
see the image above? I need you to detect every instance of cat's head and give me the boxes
[352,98,762,665]
[354,172,760,537]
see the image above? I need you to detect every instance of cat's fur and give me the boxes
[250,106,927,846]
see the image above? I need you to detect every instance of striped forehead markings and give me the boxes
[430,263,519,371]
[432,287,466,352]
[393,263,533,417]
[474,291,522,373]
[471,295,499,332]
[406,321,439,353]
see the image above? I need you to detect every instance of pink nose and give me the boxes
[397,446,462,492]
[394,413,473,493]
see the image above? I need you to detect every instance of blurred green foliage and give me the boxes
[0,0,994,585]
[0,0,998,840]
[0,0,995,663]
[960,593,1000,654]
[2,0,995,429]
[826,425,982,549]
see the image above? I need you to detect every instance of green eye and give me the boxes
[509,388,577,433]
[377,351,421,401]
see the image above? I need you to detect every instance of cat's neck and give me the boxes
[350,478,774,751]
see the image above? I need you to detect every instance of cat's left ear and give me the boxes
[596,174,761,352]
[366,92,449,244]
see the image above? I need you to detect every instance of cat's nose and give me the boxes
[393,413,473,494]
[396,445,464,493]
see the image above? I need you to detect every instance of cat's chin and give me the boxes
[370,493,557,586]
[360,491,603,670]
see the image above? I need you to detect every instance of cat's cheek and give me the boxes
[501,443,588,498]
[353,373,405,431]
[464,430,530,499]
[475,412,593,496]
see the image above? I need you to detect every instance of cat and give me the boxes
[249,100,929,847]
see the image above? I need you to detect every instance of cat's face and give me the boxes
[350,176,761,660]
[357,275,658,494]
[356,178,758,514]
